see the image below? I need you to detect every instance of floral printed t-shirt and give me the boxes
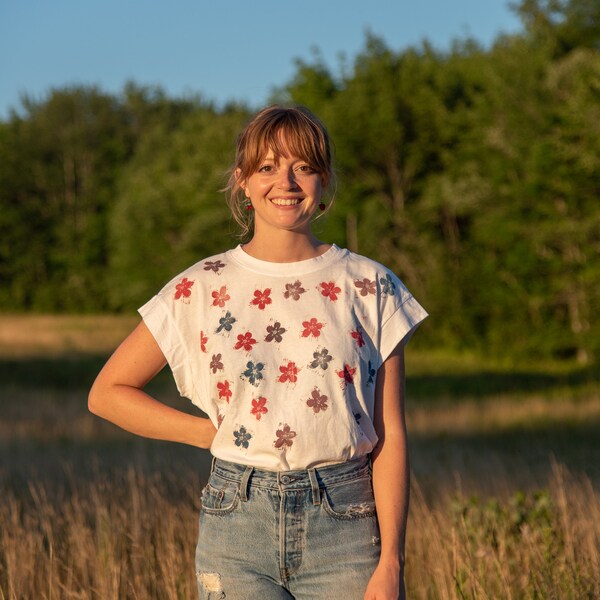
[139,244,428,471]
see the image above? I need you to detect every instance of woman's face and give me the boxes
[241,143,324,236]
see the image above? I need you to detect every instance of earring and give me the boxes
[318,202,326,211]
[244,198,253,211]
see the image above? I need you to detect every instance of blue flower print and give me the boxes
[242,361,265,386]
[366,360,376,386]
[216,310,236,334]
[380,273,396,296]
[233,426,252,449]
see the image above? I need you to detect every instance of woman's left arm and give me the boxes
[364,341,409,600]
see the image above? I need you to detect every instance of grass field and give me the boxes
[0,315,599,599]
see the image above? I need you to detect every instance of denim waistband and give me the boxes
[211,456,371,494]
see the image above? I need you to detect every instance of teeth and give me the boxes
[271,198,301,206]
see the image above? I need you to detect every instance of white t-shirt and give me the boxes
[139,244,428,471]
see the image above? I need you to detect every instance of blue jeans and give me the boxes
[195,456,381,599]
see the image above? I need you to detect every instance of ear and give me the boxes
[235,168,249,197]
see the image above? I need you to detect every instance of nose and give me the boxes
[277,168,297,189]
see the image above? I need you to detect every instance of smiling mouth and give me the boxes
[271,198,303,206]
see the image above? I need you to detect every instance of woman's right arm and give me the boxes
[88,320,217,449]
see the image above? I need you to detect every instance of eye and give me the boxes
[258,164,274,173]
[296,164,316,174]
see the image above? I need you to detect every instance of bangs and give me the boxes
[238,107,332,186]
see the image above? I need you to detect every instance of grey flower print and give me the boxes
[309,348,333,370]
[203,260,226,273]
[210,353,224,374]
[265,321,286,343]
[274,424,296,449]
[380,273,396,296]
[233,426,252,449]
[306,388,328,413]
[283,280,306,300]
[242,361,265,386]
[216,310,236,334]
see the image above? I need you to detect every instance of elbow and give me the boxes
[88,380,107,417]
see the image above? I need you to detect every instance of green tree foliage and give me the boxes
[1,0,598,363]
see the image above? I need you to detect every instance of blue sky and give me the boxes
[0,0,522,119]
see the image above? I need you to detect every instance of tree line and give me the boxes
[1,0,598,364]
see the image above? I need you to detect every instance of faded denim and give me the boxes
[195,456,381,599]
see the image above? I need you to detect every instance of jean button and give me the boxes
[281,475,291,484]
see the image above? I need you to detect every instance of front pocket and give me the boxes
[200,481,240,514]
[321,475,377,520]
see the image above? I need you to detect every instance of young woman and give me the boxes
[89,106,427,600]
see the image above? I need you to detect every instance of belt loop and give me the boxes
[308,468,321,506]
[239,465,254,502]
[210,456,217,474]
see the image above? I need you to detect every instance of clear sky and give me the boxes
[0,0,522,119]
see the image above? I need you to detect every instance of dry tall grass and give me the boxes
[1,463,598,599]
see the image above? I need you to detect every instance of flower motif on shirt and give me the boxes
[234,331,257,352]
[306,388,328,414]
[217,413,224,428]
[283,280,306,300]
[174,277,194,302]
[241,361,265,387]
[366,360,376,386]
[274,424,296,449]
[336,364,356,386]
[203,260,226,273]
[250,397,268,420]
[233,425,252,449]
[265,321,286,343]
[211,285,230,308]
[354,412,362,424]
[309,348,333,371]
[278,361,298,384]
[200,330,208,353]
[217,380,232,403]
[216,311,236,334]
[354,278,376,297]
[302,318,324,338]
[350,328,365,348]
[251,288,272,310]
[380,273,396,296]
[210,353,224,374]
[320,281,341,301]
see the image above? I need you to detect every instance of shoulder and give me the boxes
[153,247,236,301]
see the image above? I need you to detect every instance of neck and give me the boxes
[242,230,331,263]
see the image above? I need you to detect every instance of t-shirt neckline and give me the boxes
[227,243,345,276]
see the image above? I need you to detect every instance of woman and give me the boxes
[89,105,427,599]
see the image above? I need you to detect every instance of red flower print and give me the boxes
[274,424,296,449]
[320,281,341,301]
[211,285,230,308]
[337,364,356,385]
[278,361,299,383]
[174,277,194,302]
[306,388,328,414]
[251,397,268,420]
[354,278,376,296]
[251,288,272,310]
[217,380,232,402]
[234,331,257,352]
[200,330,208,353]
[351,329,365,348]
[301,318,324,338]
[210,353,224,374]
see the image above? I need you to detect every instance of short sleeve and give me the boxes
[138,294,195,400]
[377,272,428,367]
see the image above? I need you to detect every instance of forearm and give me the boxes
[371,431,410,568]
[89,383,216,449]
